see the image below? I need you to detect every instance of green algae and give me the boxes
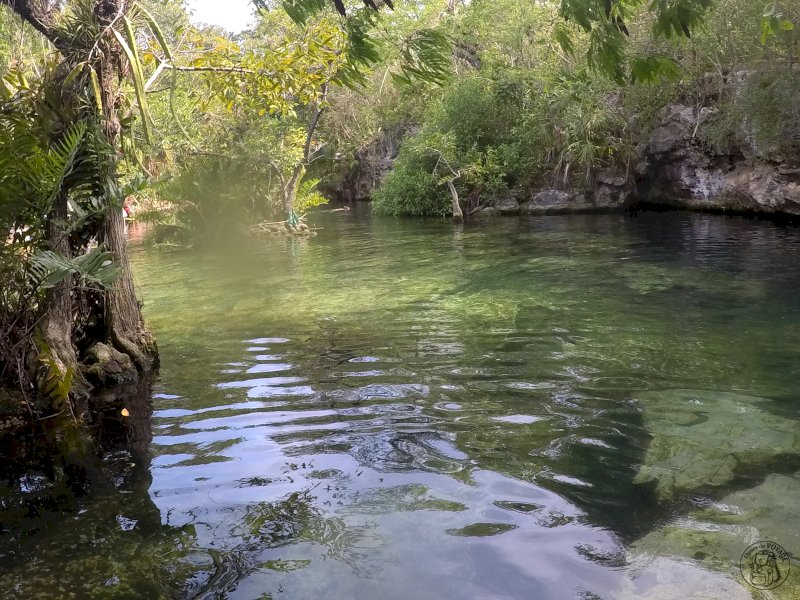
[344,484,468,514]
[446,522,518,537]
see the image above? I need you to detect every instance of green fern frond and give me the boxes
[33,332,74,411]
[294,176,329,214]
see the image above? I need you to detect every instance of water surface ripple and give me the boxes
[3,210,800,599]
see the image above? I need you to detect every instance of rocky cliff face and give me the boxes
[637,101,800,215]
[333,78,800,217]
[333,128,414,202]
[475,96,800,217]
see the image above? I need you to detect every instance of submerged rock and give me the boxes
[634,389,800,499]
[631,472,800,599]
[446,522,518,537]
[617,556,753,600]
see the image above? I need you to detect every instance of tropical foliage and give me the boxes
[363,0,800,216]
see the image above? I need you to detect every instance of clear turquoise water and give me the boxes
[2,209,800,599]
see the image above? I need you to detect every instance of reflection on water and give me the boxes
[0,378,201,598]
[2,210,800,598]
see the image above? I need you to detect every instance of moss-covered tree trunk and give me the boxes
[39,192,90,399]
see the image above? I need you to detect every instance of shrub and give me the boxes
[372,156,449,217]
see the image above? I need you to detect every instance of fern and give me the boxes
[0,115,89,214]
[29,247,121,290]
[34,332,74,412]
[294,176,329,214]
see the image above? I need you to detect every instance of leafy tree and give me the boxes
[0,0,171,411]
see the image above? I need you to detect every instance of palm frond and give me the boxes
[392,29,452,87]
[294,176,328,214]
[29,247,120,290]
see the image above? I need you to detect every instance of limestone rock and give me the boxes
[82,342,138,386]
[493,196,520,215]
[640,98,800,215]
[333,127,417,201]
[631,472,800,599]
[519,188,628,214]
[597,172,627,187]
[520,190,573,214]
[648,104,697,155]
[532,189,573,207]
[474,206,499,217]
[634,389,800,499]
[617,557,753,600]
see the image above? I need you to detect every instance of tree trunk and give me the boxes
[447,180,463,219]
[103,208,157,370]
[40,192,89,402]
[98,52,157,372]
[3,0,156,395]
[283,164,304,215]
[281,84,327,217]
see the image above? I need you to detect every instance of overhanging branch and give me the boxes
[0,0,58,44]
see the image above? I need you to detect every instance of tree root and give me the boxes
[110,329,158,373]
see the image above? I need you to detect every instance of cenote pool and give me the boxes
[2,209,800,599]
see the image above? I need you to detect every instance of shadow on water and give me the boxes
[0,377,203,599]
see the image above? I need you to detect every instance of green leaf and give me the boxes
[630,55,682,84]
[113,18,154,144]
[88,66,103,116]
[135,2,175,62]
[761,17,773,44]
[30,247,120,290]
[554,22,576,56]
[62,62,87,96]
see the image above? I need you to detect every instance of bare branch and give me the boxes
[165,63,256,75]
[0,0,58,44]
[303,82,329,162]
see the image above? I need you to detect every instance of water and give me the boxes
[2,209,800,599]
